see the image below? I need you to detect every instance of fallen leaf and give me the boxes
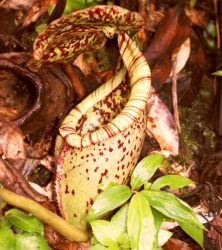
[0,120,25,160]
[138,0,164,32]
[0,0,36,10]
[0,158,49,205]
[147,87,179,155]
[186,8,209,28]
[144,4,190,89]
[163,238,193,250]
[23,0,56,27]
[177,30,206,105]
[170,38,191,76]
[207,215,222,250]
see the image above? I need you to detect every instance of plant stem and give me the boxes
[48,0,67,24]
[0,187,88,242]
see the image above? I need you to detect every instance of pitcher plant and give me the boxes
[32,5,169,232]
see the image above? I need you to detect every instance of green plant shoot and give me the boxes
[88,153,205,250]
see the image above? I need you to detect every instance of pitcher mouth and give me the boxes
[59,32,151,148]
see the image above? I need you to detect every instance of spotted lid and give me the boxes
[33,5,144,64]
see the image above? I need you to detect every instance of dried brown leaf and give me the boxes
[23,0,56,27]
[144,4,190,89]
[186,8,209,28]
[0,0,36,10]
[0,120,25,160]
[0,159,49,202]
[164,238,193,250]
[147,88,179,155]
[138,0,164,32]
[207,215,222,249]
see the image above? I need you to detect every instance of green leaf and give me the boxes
[142,191,204,248]
[212,70,222,76]
[111,204,129,234]
[151,208,167,249]
[151,175,193,191]
[144,182,152,190]
[90,220,122,246]
[0,200,7,209]
[178,221,204,248]
[130,154,165,190]
[65,0,99,14]
[107,243,120,250]
[35,24,47,34]
[153,246,163,250]
[99,182,119,191]
[141,190,204,231]
[88,243,108,250]
[91,236,99,245]
[48,0,98,16]
[15,233,50,250]
[151,209,165,232]
[127,193,156,250]
[0,219,15,250]
[118,233,130,249]
[5,209,43,235]
[88,185,132,221]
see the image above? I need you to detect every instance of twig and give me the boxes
[172,57,180,133]
[214,0,221,49]
[0,187,88,242]
[212,0,220,95]
[0,159,50,204]
[48,0,67,24]
[4,159,48,203]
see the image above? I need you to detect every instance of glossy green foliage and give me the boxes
[0,209,50,250]
[151,175,193,191]
[5,209,43,235]
[127,193,156,250]
[64,0,102,14]
[213,70,222,76]
[88,154,204,249]
[141,190,205,247]
[88,184,132,221]
[111,204,129,234]
[15,234,50,250]
[130,154,164,190]
[90,220,122,246]
[0,220,15,250]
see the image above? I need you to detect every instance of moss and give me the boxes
[180,78,216,164]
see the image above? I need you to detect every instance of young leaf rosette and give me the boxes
[88,154,205,249]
